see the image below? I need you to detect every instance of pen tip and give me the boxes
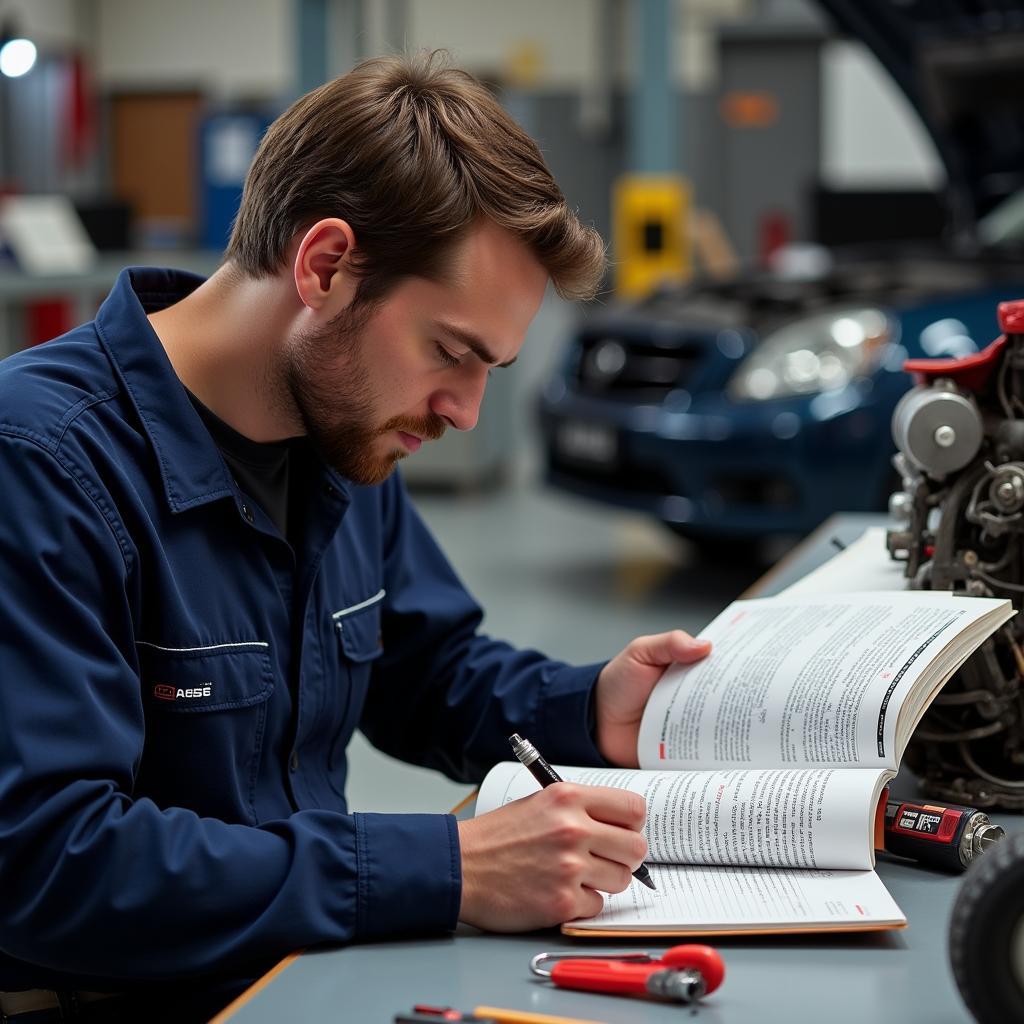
[634,866,657,890]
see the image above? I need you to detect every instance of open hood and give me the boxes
[817,1,1024,236]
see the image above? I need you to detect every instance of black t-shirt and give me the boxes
[187,390,302,540]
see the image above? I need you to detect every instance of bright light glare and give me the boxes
[831,317,865,348]
[0,39,37,78]
[746,367,778,400]
[783,349,821,388]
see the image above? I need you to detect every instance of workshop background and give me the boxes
[1,0,1017,814]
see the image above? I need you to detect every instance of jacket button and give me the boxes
[241,504,254,523]
[289,750,299,773]
[323,483,335,497]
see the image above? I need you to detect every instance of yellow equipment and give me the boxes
[613,174,691,299]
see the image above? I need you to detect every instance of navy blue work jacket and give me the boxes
[0,268,606,990]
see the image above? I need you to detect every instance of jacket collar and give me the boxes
[94,267,350,513]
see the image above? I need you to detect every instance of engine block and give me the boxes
[888,300,1024,809]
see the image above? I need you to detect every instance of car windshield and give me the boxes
[978,189,1024,248]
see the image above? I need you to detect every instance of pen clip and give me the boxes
[529,951,654,977]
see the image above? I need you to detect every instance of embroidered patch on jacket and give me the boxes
[153,683,213,701]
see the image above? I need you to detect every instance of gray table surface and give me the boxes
[220,514,1019,1023]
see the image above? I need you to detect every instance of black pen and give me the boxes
[508,733,657,890]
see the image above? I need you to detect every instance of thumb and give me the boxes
[631,629,712,667]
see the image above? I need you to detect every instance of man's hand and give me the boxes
[595,630,712,767]
[457,783,648,931]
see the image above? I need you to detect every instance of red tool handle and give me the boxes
[550,960,656,995]
[549,945,725,998]
[661,944,725,993]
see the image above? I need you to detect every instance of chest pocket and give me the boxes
[329,590,385,777]
[135,642,275,822]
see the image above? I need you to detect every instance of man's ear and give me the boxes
[293,218,360,314]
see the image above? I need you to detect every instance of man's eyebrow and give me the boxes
[435,322,518,368]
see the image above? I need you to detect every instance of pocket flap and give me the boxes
[138,642,274,712]
[335,604,384,663]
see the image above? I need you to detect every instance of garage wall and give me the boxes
[94,0,293,99]
[0,0,82,49]
[3,1,952,244]
[408,0,601,87]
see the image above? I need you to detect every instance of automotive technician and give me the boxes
[0,53,710,1020]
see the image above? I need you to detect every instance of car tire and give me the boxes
[949,830,1024,1024]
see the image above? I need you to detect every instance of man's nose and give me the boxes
[430,368,488,432]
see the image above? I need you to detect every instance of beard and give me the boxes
[281,302,446,485]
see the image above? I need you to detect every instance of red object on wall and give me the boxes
[63,53,96,170]
[759,210,790,267]
[27,302,73,347]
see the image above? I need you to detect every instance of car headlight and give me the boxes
[727,308,893,402]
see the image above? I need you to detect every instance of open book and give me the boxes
[477,589,1014,936]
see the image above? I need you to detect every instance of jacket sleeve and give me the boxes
[0,434,459,984]
[361,472,610,783]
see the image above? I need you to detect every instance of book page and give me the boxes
[476,762,888,870]
[779,527,908,596]
[637,591,1009,771]
[567,862,905,933]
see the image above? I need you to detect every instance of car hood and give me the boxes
[817,1,1024,235]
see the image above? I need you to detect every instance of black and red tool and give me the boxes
[529,944,725,1004]
[883,798,1005,872]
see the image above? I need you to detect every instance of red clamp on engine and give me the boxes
[903,335,1007,392]
[998,299,1024,335]
[900,298,1024,392]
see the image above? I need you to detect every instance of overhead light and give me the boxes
[0,38,37,78]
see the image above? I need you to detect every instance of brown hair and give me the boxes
[226,51,606,303]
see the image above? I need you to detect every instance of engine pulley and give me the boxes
[892,384,983,479]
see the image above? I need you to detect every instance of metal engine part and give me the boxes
[891,383,984,479]
[887,300,1024,810]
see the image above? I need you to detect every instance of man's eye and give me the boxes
[435,343,461,369]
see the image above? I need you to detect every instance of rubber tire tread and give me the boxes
[949,830,1024,1024]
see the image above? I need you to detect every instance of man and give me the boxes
[0,53,710,1019]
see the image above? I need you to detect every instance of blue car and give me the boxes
[538,1,1024,542]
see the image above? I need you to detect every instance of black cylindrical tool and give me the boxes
[883,798,1004,871]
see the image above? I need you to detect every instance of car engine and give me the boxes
[887,299,1024,809]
